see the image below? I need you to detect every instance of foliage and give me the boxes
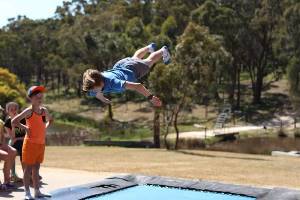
[0,0,300,149]
[0,68,26,107]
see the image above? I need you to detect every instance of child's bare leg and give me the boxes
[32,164,40,191]
[143,48,163,67]
[1,145,16,183]
[23,164,32,192]
[132,46,150,59]
[0,150,10,184]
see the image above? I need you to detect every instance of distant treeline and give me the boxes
[0,0,300,107]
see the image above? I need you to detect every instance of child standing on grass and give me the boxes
[4,102,26,183]
[12,86,53,200]
[0,105,17,190]
[82,43,171,107]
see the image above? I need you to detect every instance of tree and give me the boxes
[191,0,242,107]
[0,68,26,107]
[149,23,230,150]
[175,23,231,101]
[285,2,300,109]
[149,63,188,149]
[161,16,178,43]
[245,0,283,104]
[287,57,300,109]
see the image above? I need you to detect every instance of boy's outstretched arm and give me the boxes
[96,92,112,104]
[125,82,162,107]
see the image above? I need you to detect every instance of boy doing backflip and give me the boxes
[82,43,171,106]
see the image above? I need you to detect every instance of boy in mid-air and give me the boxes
[82,43,171,106]
[12,86,52,200]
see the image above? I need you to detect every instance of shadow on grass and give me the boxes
[173,150,269,161]
[241,93,291,124]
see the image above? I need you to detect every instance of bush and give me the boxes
[278,129,288,138]
[0,68,26,107]
[294,129,300,138]
[161,16,178,39]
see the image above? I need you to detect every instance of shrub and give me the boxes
[278,129,288,138]
[294,129,300,138]
[0,68,26,107]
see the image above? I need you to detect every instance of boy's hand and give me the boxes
[150,96,162,107]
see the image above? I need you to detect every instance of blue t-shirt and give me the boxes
[101,64,137,94]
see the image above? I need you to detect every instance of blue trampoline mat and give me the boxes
[87,185,255,200]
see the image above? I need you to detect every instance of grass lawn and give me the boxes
[43,146,300,189]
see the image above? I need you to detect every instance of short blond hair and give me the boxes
[6,102,19,112]
[82,69,103,92]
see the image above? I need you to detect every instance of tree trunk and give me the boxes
[63,73,69,93]
[107,104,114,121]
[45,71,48,87]
[229,64,237,105]
[153,108,160,148]
[51,73,55,92]
[36,65,42,84]
[253,70,263,104]
[236,65,241,109]
[163,122,170,150]
[57,71,61,94]
[77,80,82,97]
[163,109,174,150]
[174,109,180,150]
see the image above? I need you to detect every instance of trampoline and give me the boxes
[50,175,300,200]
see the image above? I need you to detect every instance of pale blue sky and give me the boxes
[0,0,71,27]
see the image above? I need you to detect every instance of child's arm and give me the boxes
[4,126,15,144]
[125,82,162,107]
[96,92,112,104]
[88,91,112,104]
[11,108,31,136]
[43,107,53,129]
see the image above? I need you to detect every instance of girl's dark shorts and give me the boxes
[12,139,24,160]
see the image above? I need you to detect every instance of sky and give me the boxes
[0,0,71,27]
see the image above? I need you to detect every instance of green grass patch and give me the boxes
[51,111,100,129]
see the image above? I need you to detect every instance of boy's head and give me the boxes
[82,69,104,92]
[27,86,46,106]
[5,102,19,117]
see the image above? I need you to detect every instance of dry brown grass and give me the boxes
[44,146,300,189]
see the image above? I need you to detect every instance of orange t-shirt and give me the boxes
[25,109,46,144]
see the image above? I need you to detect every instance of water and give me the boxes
[87,185,255,200]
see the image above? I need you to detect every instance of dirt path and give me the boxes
[168,125,263,139]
